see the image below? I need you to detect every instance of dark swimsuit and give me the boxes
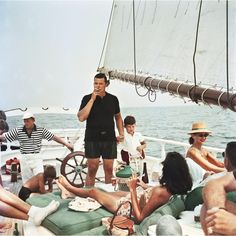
[18,186,32,201]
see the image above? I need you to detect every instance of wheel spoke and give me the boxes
[72,172,78,183]
[65,162,76,169]
[73,156,78,166]
[79,173,84,185]
[65,169,76,176]
[80,157,85,165]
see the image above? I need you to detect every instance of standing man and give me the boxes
[0,112,74,184]
[77,73,124,186]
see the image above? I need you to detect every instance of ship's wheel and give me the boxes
[57,151,87,188]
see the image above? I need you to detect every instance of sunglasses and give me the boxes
[196,133,209,138]
[222,152,225,157]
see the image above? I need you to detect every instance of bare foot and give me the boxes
[58,175,72,189]
[56,179,75,199]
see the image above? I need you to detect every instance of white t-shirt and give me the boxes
[120,130,145,156]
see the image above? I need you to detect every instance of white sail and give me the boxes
[103,0,236,91]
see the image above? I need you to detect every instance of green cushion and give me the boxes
[27,192,185,235]
[184,186,204,211]
[72,225,108,235]
[115,166,133,178]
[184,186,236,211]
[26,192,113,235]
[137,195,185,235]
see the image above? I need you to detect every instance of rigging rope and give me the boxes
[4,108,27,113]
[191,0,202,102]
[97,1,115,71]
[226,0,230,104]
[132,0,137,84]
[133,0,157,102]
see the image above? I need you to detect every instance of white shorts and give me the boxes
[20,154,44,184]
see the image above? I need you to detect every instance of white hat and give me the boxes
[22,112,35,120]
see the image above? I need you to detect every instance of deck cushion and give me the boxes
[26,192,113,235]
[27,192,185,235]
[185,186,236,210]
[137,195,185,235]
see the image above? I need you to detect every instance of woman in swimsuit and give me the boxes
[58,151,192,223]
[186,122,225,173]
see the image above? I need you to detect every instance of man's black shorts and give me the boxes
[85,141,117,159]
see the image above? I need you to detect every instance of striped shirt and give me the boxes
[4,125,54,154]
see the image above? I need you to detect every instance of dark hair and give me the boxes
[94,73,110,85]
[188,137,194,144]
[124,116,136,126]
[160,152,192,194]
[0,110,6,121]
[225,142,236,167]
[44,165,56,179]
[0,119,9,132]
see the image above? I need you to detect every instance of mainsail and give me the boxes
[98,0,236,111]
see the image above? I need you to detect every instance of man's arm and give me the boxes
[77,92,97,122]
[0,134,6,142]
[38,175,46,193]
[47,179,53,192]
[115,112,124,142]
[203,172,236,209]
[77,99,94,122]
[201,172,236,235]
[52,135,74,152]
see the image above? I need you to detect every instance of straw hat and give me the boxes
[188,122,212,134]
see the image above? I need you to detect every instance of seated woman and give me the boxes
[0,184,59,226]
[58,151,192,223]
[186,122,225,177]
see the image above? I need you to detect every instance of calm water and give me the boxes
[6,105,236,157]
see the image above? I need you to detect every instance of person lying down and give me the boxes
[57,151,192,223]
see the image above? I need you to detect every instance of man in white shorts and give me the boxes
[0,112,73,183]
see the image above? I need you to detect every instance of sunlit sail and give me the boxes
[98,0,236,111]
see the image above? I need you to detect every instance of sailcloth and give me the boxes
[99,0,236,111]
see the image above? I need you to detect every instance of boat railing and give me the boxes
[1,129,224,163]
[143,135,224,160]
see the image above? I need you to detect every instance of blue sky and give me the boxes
[0,0,183,110]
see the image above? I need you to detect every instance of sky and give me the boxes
[0,0,184,111]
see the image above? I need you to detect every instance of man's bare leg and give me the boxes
[0,185,60,225]
[0,174,3,186]
[0,201,29,220]
[0,185,30,213]
[103,159,114,184]
[85,158,99,186]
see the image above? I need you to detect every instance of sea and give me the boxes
[6,105,236,159]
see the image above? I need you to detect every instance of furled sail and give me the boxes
[98,0,236,111]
